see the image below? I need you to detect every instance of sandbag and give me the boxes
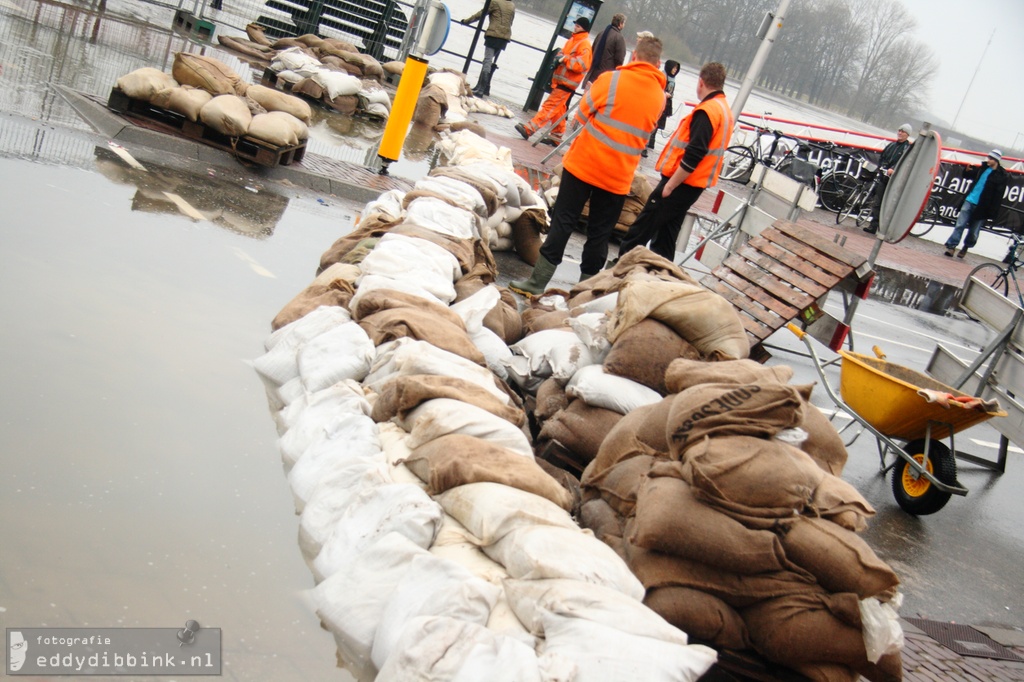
[538,399,622,471]
[149,85,212,122]
[404,434,573,510]
[373,374,523,426]
[801,402,850,476]
[199,94,252,136]
[603,318,701,393]
[172,52,247,96]
[533,377,569,424]
[247,111,303,146]
[271,279,354,331]
[811,474,876,532]
[116,67,179,101]
[664,357,794,393]
[584,397,673,485]
[644,586,751,650]
[582,453,657,517]
[579,497,624,544]
[245,82,312,122]
[399,397,532,457]
[436,482,578,546]
[296,319,374,391]
[566,364,662,414]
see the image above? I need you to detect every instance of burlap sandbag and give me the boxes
[247,112,303,146]
[116,67,179,101]
[607,280,749,360]
[294,33,325,48]
[800,402,849,475]
[372,374,526,427]
[667,382,806,456]
[567,247,695,307]
[644,586,750,650]
[429,167,500,217]
[317,220,402,274]
[511,215,543,266]
[624,539,819,608]
[777,516,897,598]
[534,377,569,424]
[199,95,252,136]
[292,77,325,101]
[810,474,876,532]
[483,289,524,344]
[681,435,826,512]
[664,357,794,393]
[404,434,572,510]
[323,92,358,115]
[603,319,701,394]
[351,288,464,328]
[270,280,354,331]
[538,399,623,474]
[412,83,448,126]
[630,475,799,575]
[358,307,485,366]
[582,453,656,517]
[522,308,570,334]
[579,497,624,544]
[149,85,211,122]
[584,398,673,485]
[245,83,312,123]
[535,457,582,517]
[172,53,247,96]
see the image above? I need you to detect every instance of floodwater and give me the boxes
[1,1,1022,680]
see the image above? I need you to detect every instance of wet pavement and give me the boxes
[2,0,1024,680]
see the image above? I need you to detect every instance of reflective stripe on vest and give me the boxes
[574,72,652,157]
[655,93,733,188]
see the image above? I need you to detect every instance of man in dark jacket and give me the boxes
[944,149,1009,257]
[462,0,516,97]
[864,123,913,234]
[583,13,626,88]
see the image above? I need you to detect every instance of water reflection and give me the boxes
[93,144,289,238]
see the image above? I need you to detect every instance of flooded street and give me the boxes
[2,0,1023,679]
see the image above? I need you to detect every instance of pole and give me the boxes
[951,28,994,131]
[730,0,791,121]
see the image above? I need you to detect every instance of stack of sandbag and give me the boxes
[579,354,904,682]
[547,165,653,235]
[252,183,719,680]
[114,56,311,145]
[267,46,391,118]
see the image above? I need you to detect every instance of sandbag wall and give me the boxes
[253,133,719,680]
[115,55,313,147]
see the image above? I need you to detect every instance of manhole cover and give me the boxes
[904,618,1024,662]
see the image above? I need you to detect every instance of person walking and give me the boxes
[514,16,592,141]
[583,13,626,89]
[864,123,913,234]
[944,149,1009,257]
[614,62,734,262]
[461,0,516,98]
[509,36,667,296]
[643,59,678,158]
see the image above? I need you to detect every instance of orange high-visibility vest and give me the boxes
[655,92,733,188]
[563,61,667,194]
[551,32,592,91]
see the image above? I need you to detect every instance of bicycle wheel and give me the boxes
[909,196,942,237]
[836,188,864,225]
[720,146,756,183]
[964,262,1009,297]
[818,171,858,213]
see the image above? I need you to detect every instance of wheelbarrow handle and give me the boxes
[786,323,806,340]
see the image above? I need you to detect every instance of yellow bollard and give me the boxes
[378,54,429,174]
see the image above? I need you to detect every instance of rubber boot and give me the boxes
[473,68,492,98]
[510,255,557,297]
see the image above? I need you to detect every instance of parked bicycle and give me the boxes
[807,141,867,213]
[961,232,1024,308]
[835,161,882,226]
[719,115,807,184]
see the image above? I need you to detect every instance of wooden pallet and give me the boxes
[700,219,873,359]
[106,88,306,168]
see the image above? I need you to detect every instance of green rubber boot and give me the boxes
[510,255,557,297]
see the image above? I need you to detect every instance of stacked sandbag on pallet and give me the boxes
[253,155,718,679]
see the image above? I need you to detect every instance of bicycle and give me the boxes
[909,191,958,237]
[806,140,865,213]
[835,161,882,227]
[961,232,1024,307]
[719,115,807,184]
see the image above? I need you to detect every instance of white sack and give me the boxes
[506,329,596,384]
[565,364,662,414]
[436,482,577,547]
[364,338,508,402]
[297,320,374,392]
[279,389,377,471]
[351,273,452,308]
[287,413,382,510]
[450,286,500,334]
[312,69,363,99]
[404,196,479,240]
[298,458,391,560]
[399,398,532,457]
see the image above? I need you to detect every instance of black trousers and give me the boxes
[618,176,704,261]
[540,169,627,276]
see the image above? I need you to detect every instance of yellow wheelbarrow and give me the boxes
[788,324,1006,515]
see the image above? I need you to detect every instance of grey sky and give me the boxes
[897,0,1024,151]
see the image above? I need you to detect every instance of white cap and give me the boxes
[988,149,1003,162]
[898,123,913,135]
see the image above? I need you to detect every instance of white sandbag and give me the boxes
[364,338,508,402]
[352,273,452,308]
[399,398,532,457]
[271,47,322,75]
[287,413,382,509]
[255,306,351,385]
[453,160,514,196]
[430,542,509,586]
[278,385,377,470]
[297,320,374,392]
[278,378,370,435]
[404,196,480,240]
[245,82,312,122]
[379,421,427,489]
[573,292,619,315]
[375,615,542,682]
[273,69,306,84]
[568,312,611,361]
[501,355,542,393]
[361,232,462,283]
[370,553,500,669]
[199,94,252,136]
[436,482,578,547]
[359,86,392,111]
[470,326,513,382]
[565,364,662,414]
[437,129,513,168]
[298,458,392,560]
[414,176,487,217]
[506,329,596,384]
[484,525,645,600]
[450,286,500,333]
[315,532,431,679]
[116,67,178,101]
[491,236,513,251]
[537,612,717,682]
[503,578,688,645]
[362,190,406,221]
[496,220,513,238]
[312,482,442,581]
[313,69,363,99]
[487,590,535,645]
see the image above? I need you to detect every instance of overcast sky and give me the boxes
[896,0,1024,152]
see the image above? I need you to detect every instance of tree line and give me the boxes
[515,0,936,130]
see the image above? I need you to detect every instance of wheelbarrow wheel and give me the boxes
[891,439,957,515]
